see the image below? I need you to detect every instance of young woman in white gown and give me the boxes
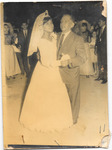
[19,11,73,131]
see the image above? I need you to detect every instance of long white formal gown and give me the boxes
[20,38,73,131]
[80,43,94,76]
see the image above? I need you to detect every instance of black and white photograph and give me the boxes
[0,0,110,149]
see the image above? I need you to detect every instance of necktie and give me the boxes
[58,34,65,50]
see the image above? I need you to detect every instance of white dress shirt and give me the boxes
[23,29,27,37]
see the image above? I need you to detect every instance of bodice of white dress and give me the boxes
[37,38,57,67]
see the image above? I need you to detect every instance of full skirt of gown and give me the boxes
[90,48,97,63]
[5,45,21,77]
[20,62,73,131]
[89,38,97,63]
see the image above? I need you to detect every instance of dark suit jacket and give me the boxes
[17,29,31,57]
[57,31,86,84]
[96,26,107,65]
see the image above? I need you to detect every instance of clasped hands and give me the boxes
[50,53,71,68]
[59,53,72,67]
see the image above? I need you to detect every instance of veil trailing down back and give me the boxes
[19,11,73,132]
[27,10,48,56]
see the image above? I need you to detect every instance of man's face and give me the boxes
[4,25,9,34]
[21,23,28,30]
[60,15,74,33]
[98,20,105,27]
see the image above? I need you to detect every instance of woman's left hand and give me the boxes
[50,60,61,68]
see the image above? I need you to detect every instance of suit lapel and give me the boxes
[58,31,72,50]
[57,32,61,49]
[57,32,74,59]
[59,31,73,53]
[62,31,72,48]
[101,27,106,39]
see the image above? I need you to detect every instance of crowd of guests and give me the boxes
[4,22,37,80]
[73,15,107,84]
[4,15,107,84]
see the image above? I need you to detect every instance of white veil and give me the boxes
[27,10,49,56]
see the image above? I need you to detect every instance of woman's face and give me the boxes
[80,25,87,32]
[92,32,96,38]
[4,25,9,34]
[13,33,17,38]
[43,19,54,33]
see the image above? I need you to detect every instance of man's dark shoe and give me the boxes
[95,77,102,81]
[101,79,107,84]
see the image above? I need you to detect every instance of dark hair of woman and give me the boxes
[82,23,87,27]
[43,17,52,25]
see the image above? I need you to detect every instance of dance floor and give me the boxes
[3,74,109,148]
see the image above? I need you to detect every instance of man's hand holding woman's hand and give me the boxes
[60,54,71,67]
[49,54,72,68]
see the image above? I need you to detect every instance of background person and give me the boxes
[17,22,31,77]
[4,23,21,79]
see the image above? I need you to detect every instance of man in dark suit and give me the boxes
[95,16,107,84]
[17,22,31,77]
[57,14,86,124]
